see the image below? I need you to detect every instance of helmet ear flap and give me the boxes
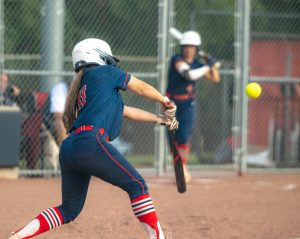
[103,55,120,68]
[74,61,87,73]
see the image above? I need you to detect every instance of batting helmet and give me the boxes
[72,38,120,72]
[180,31,201,46]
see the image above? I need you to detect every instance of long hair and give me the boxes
[63,70,83,132]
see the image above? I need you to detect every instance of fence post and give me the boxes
[156,0,170,176]
[233,0,250,175]
[40,0,65,92]
[0,0,3,72]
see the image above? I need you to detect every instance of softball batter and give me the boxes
[167,31,220,182]
[9,38,178,239]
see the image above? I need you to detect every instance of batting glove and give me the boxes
[156,114,168,125]
[162,96,177,119]
[167,117,179,131]
[206,57,218,68]
[156,114,179,131]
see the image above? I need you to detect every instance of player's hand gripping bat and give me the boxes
[198,51,221,69]
[168,130,187,193]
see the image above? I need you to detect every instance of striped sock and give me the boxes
[131,194,165,239]
[14,207,64,239]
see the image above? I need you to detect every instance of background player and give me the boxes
[9,38,177,239]
[49,79,70,145]
[166,30,221,182]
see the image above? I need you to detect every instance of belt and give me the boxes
[166,93,195,101]
[74,125,94,134]
[74,125,110,142]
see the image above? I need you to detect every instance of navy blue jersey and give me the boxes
[71,66,131,140]
[167,54,204,97]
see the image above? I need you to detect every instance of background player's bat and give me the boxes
[169,27,183,41]
[169,27,221,69]
[168,130,186,193]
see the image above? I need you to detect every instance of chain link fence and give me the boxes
[1,0,160,176]
[171,1,235,169]
[0,0,299,177]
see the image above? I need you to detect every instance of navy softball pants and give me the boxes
[57,127,148,224]
[174,100,196,145]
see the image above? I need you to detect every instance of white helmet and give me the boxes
[72,38,120,72]
[180,31,201,46]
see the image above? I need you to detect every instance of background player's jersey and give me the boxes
[71,66,131,141]
[167,54,204,100]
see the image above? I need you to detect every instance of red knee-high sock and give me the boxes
[131,194,165,239]
[13,207,64,239]
[177,143,190,164]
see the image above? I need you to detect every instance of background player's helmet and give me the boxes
[72,38,120,72]
[180,31,201,46]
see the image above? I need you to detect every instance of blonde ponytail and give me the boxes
[63,70,83,132]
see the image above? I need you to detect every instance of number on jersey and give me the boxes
[77,84,86,111]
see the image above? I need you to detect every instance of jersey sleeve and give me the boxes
[111,67,132,91]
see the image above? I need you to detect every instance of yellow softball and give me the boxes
[245,82,262,98]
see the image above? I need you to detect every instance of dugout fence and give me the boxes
[0,0,299,178]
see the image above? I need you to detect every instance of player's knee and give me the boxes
[59,199,85,223]
[124,178,149,199]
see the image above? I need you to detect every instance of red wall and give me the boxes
[248,40,300,146]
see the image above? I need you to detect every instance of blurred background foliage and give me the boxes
[4,0,300,61]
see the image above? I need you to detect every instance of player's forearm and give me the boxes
[187,66,210,81]
[140,84,164,103]
[176,61,210,81]
[127,76,165,104]
[123,106,158,123]
[205,67,221,83]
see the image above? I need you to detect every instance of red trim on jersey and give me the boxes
[123,72,129,90]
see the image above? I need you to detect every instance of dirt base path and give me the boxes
[1,173,299,239]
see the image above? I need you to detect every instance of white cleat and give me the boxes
[183,164,192,183]
[8,232,19,239]
[166,232,173,239]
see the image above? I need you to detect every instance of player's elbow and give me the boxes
[212,76,221,84]
[207,72,221,84]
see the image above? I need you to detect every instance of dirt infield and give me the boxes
[1,173,300,239]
